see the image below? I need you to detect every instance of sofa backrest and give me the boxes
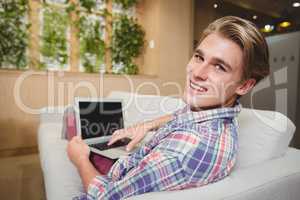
[107,91,296,170]
[106,91,186,126]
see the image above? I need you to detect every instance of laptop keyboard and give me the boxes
[89,139,130,151]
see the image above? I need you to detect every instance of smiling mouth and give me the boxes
[189,80,208,92]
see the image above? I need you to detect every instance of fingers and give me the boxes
[126,139,138,152]
[108,134,122,145]
[67,136,90,156]
[70,136,80,143]
[108,130,127,145]
[69,136,87,149]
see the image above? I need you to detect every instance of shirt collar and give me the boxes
[175,101,242,124]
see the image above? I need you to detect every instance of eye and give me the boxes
[194,53,204,62]
[215,64,226,72]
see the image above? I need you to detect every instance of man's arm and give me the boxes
[68,114,175,190]
[67,136,100,191]
[143,114,174,131]
[108,114,173,151]
[68,133,188,200]
[86,149,186,199]
[76,157,100,191]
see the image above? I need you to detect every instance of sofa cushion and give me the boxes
[236,108,295,169]
[61,106,77,141]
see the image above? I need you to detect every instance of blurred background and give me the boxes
[195,0,300,44]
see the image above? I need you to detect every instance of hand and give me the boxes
[67,136,90,167]
[108,123,151,152]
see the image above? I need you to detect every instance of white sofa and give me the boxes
[38,91,300,200]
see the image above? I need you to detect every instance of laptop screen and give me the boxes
[79,101,124,139]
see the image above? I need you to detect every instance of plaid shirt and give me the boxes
[75,102,241,200]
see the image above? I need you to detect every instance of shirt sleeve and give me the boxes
[106,144,152,181]
[86,150,187,200]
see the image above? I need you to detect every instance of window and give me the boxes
[0,0,145,74]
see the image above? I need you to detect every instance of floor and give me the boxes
[0,153,46,200]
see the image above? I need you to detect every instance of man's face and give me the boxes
[183,33,248,109]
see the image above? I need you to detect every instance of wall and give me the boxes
[241,32,300,148]
[194,0,218,44]
[0,0,194,155]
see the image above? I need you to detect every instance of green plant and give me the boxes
[78,0,96,12]
[112,0,139,9]
[78,0,107,13]
[0,0,145,74]
[111,15,144,74]
[78,15,105,73]
[43,0,68,4]
[40,6,69,69]
[0,0,28,69]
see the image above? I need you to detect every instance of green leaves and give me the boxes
[78,15,105,73]
[40,6,69,69]
[0,0,29,69]
[112,0,139,9]
[79,0,96,12]
[112,15,144,74]
[66,2,76,13]
[0,0,144,74]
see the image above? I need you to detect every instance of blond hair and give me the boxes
[199,16,270,84]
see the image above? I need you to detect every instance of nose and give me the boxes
[191,62,209,81]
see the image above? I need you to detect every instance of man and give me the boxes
[68,16,270,199]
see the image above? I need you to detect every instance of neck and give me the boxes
[223,94,238,107]
[190,95,238,112]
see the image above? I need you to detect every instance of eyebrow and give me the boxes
[194,49,233,71]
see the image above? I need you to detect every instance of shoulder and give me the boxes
[198,118,238,135]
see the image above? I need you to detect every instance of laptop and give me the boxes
[74,97,131,159]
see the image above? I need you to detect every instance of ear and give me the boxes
[235,78,256,96]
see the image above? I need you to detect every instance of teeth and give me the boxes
[190,81,207,92]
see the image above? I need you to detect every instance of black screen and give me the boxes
[79,101,124,139]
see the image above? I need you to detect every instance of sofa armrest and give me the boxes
[38,123,84,200]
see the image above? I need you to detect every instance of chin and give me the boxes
[183,90,222,110]
[183,91,206,109]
